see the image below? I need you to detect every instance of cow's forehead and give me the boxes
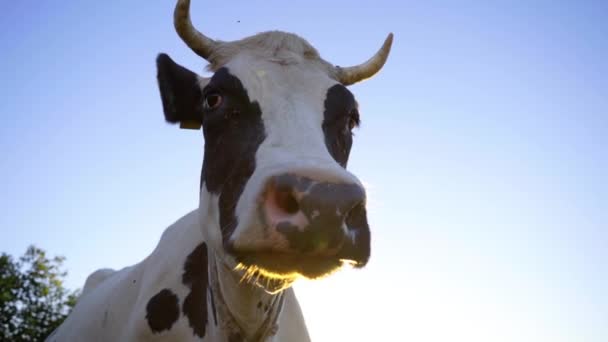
[218,51,350,138]
[220,52,345,117]
[225,54,346,153]
[205,31,326,72]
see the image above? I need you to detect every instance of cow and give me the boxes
[48,0,393,340]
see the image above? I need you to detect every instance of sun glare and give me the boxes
[292,257,571,342]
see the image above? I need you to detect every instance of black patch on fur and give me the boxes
[182,243,209,338]
[156,53,203,126]
[199,68,266,245]
[322,84,359,167]
[145,289,180,333]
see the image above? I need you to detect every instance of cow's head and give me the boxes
[156,0,392,292]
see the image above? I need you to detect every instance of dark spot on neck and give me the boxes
[182,243,209,338]
[145,289,179,333]
[102,310,109,328]
[229,332,245,342]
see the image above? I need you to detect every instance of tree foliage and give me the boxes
[0,246,79,341]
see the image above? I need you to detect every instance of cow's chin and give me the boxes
[236,252,344,279]
[232,251,364,294]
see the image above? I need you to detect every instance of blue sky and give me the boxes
[1,1,606,341]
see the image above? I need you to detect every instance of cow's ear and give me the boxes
[156,53,209,130]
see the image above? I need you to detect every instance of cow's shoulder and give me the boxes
[48,262,143,341]
[122,209,209,340]
[49,210,204,341]
[82,268,116,296]
[138,209,203,287]
[154,209,202,255]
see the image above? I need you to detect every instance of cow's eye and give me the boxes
[347,109,360,131]
[347,117,357,131]
[203,92,223,111]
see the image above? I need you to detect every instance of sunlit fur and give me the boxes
[234,263,296,294]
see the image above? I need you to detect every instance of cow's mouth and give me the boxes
[232,245,367,282]
[236,252,340,279]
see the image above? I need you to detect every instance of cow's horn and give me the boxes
[335,33,394,86]
[174,0,218,60]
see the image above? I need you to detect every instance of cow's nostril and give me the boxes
[345,201,366,231]
[274,188,299,214]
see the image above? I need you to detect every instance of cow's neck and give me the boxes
[208,251,284,341]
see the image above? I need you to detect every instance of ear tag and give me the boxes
[256,69,266,78]
[179,120,202,130]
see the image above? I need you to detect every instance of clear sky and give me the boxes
[1,0,606,341]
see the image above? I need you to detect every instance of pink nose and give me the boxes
[261,173,366,255]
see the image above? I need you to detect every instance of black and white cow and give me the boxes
[48,0,393,340]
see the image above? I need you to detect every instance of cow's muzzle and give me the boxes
[235,173,371,279]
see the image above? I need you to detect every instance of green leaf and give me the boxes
[0,246,80,341]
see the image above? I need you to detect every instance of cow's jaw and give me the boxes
[205,245,287,340]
